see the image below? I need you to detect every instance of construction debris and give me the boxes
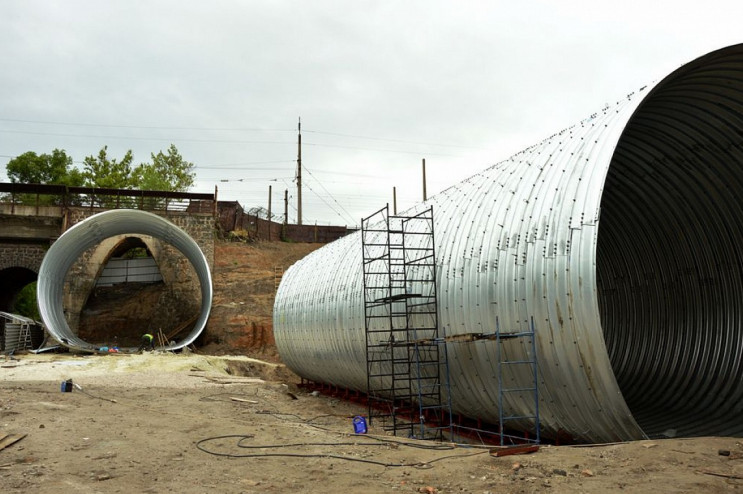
[489,444,540,457]
[0,433,27,452]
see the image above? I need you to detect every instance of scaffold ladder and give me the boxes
[496,316,540,445]
[274,265,284,290]
[361,204,452,440]
[18,322,33,350]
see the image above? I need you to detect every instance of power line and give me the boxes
[304,128,489,150]
[302,179,356,225]
[0,117,294,133]
[0,129,293,145]
[304,141,458,157]
[303,167,356,225]
[195,160,294,169]
[0,117,483,151]
[195,164,294,171]
[199,176,294,182]
[3,151,293,171]
[3,128,459,157]
[301,168,400,179]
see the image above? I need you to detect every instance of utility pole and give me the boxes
[268,185,272,239]
[268,185,272,222]
[282,189,288,241]
[297,117,303,225]
[284,189,288,225]
[422,158,427,202]
[393,186,397,215]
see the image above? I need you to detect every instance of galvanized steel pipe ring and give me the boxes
[274,44,743,443]
[37,209,212,352]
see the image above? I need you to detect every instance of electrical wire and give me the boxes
[229,408,494,449]
[195,434,488,467]
[0,129,293,145]
[70,381,118,403]
[194,160,295,170]
[297,179,351,224]
[193,390,495,467]
[304,129,489,150]
[302,177,357,225]
[0,117,294,133]
[197,176,293,182]
[304,141,458,157]
[303,166,356,224]
[0,117,480,151]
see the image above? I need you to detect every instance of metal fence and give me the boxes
[0,182,216,214]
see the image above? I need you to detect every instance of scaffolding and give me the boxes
[274,265,284,290]
[0,311,41,352]
[495,316,540,445]
[361,205,452,439]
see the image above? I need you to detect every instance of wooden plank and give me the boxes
[0,433,27,452]
[230,397,259,404]
[697,469,743,480]
[165,315,198,341]
[204,376,265,384]
[489,444,540,457]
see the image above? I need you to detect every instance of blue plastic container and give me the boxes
[352,415,367,434]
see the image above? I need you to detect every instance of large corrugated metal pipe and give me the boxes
[274,44,743,443]
[38,209,212,352]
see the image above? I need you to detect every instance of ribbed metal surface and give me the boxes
[3,323,21,352]
[0,312,41,352]
[275,44,743,443]
[37,209,212,352]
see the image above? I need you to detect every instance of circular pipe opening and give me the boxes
[38,209,212,352]
[598,46,743,438]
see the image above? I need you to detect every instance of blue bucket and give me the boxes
[352,415,367,434]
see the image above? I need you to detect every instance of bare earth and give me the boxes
[1,353,742,494]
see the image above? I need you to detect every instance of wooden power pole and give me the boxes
[284,189,288,225]
[267,185,272,238]
[268,185,272,221]
[297,117,303,225]
[422,158,427,202]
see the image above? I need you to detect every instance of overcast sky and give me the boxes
[1,1,742,226]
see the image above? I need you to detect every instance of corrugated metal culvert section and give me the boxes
[37,209,212,352]
[274,44,743,443]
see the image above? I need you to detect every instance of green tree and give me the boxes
[6,149,84,186]
[5,145,197,208]
[133,144,195,192]
[14,282,40,320]
[83,146,134,189]
[4,149,84,205]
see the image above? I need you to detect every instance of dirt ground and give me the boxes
[70,239,322,357]
[199,240,322,358]
[2,353,742,494]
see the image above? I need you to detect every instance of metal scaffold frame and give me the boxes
[361,204,452,440]
[0,311,41,352]
[496,316,540,446]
